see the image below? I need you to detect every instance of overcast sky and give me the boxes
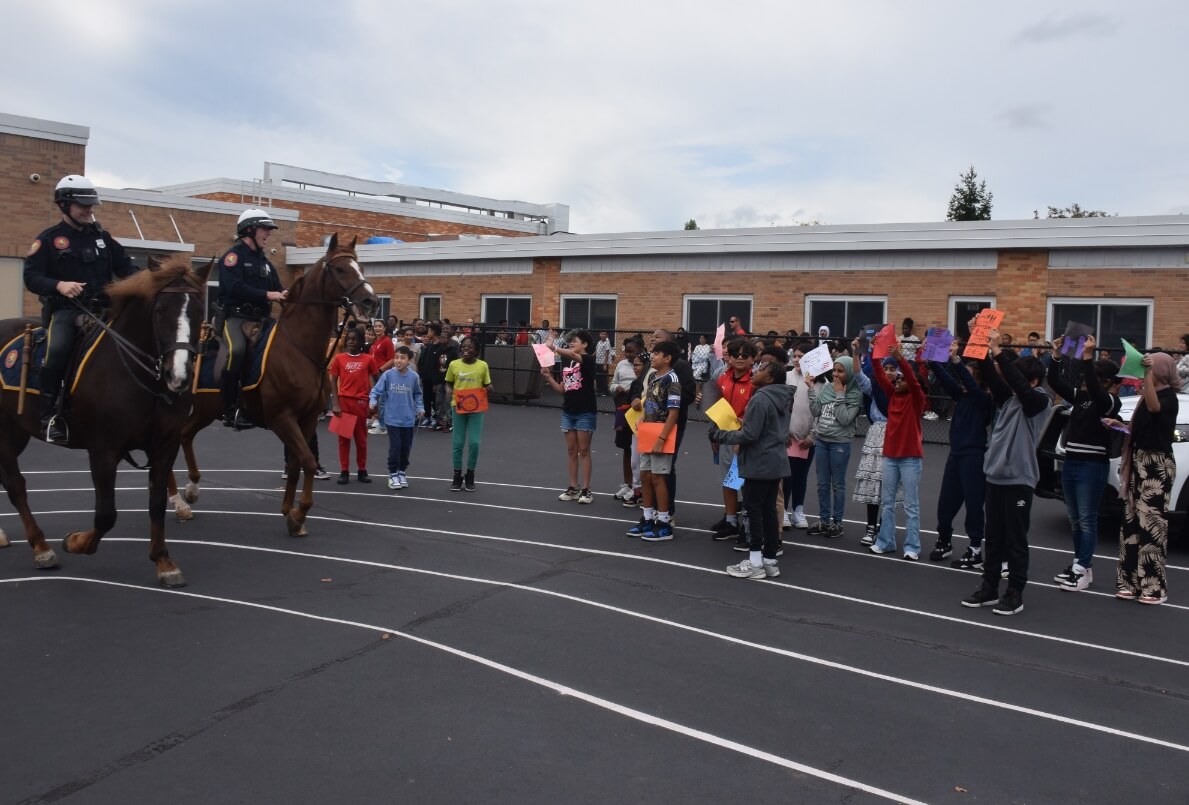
[4,0,1186,233]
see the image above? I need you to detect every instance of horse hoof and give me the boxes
[158,570,187,588]
[174,505,193,522]
[182,482,200,504]
[33,549,59,569]
[0,529,9,548]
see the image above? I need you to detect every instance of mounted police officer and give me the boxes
[217,208,288,427]
[22,175,137,444]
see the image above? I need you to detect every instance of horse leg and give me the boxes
[149,444,186,587]
[63,450,119,556]
[274,418,317,537]
[0,426,56,568]
[167,469,192,522]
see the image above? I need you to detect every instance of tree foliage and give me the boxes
[1040,203,1112,219]
[683,219,699,230]
[946,166,993,221]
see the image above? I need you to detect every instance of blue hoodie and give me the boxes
[369,366,424,428]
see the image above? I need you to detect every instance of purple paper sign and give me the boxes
[920,327,954,362]
[1062,336,1087,357]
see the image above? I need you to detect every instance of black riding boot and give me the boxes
[40,391,67,445]
[221,371,240,427]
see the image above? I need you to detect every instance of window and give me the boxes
[482,295,531,327]
[1047,298,1152,351]
[0,258,22,318]
[375,295,391,323]
[684,295,753,337]
[420,294,441,321]
[804,296,887,339]
[561,295,617,331]
[949,297,995,340]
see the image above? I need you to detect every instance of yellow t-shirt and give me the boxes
[444,359,491,407]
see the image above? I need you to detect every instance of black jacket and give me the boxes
[217,240,281,315]
[23,220,136,307]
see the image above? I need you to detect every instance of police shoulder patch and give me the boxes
[53,236,70,250]
[223,252,239,267]
[4,349,18,370]
[27,239,41,256]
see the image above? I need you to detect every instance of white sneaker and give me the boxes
[763,562,781,579]
[782,512,792,530]
[923,411,939,421]
[792,509,809,529]
[368,425,384,435]
[398,472,408,488]
[387,474,400,490]
[726,559,767,579]
[1059,564,1093,591]
[613,483,632,500]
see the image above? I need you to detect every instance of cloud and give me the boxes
[1014,13,1119,44]
[998,104,1054,130]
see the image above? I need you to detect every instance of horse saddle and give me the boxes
[196,318,276,392]
[0,325,103,399]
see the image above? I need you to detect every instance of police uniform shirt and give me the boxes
[218,240,281,311]
[23,221,136,303]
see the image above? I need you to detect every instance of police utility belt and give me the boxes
[223,302,270,320]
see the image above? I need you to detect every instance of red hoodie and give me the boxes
[874,356,926,458]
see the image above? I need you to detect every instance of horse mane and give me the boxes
[107,256,203,317]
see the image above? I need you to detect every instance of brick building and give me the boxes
[5,111,1188,351]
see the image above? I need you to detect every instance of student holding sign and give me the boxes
[625,340,683,541]
[541,329,600,505]
[709,358,794,579]
[444,336,494,492]
[706,339,757,541]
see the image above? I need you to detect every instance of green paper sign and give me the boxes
[1118,339,1145,379]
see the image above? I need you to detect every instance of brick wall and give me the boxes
[993,251,1049,341]
[0,132,85,260]
[194,192,535,247]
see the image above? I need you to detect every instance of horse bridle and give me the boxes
[69,280,205,401]
[279,252,374,371]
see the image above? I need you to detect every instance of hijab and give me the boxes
[1148,352,1181,392]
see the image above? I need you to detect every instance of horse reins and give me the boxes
[276,253,369,379]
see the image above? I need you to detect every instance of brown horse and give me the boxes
[0,257,209,585]
[168,234,378,536]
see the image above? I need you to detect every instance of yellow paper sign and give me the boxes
[705,398,741,431]
[625,406,643,433]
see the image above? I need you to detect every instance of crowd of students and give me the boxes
[317,314,1180,614]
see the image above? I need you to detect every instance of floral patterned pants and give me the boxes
[1117,449,1175,598]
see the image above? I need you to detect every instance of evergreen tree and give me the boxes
[946,166,993,221]
[1044,203,1111,218]
[683,219,699,230]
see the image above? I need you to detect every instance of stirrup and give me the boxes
[45,415,69,445]
[231,409,256,432]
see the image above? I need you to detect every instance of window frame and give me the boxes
[420,294,442,321]
[560,294,618,332]
[480,294,533,327]
[803,294,888,338]
[1045,296,1153,348]
[682,294,754,336]
[375,294,391,323]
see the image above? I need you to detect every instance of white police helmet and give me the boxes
[54,175,101,208]
[237,208,279,238]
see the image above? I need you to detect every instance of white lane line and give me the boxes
[0,575,927,805]
[15,508,1187,662]
[16,469,1184,571]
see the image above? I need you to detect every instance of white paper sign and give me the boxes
[799,343,835,379]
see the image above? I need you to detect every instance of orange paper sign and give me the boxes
[454,387,489,414]
[329,411,357,438]
[963,309,1004,359]
[637,421,678,454]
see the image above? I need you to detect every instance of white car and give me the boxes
[1035,392,1189,540]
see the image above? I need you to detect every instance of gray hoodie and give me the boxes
[713,383,794,480]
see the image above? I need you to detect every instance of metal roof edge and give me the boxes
[0,112,89,146]
[98,187,300,220]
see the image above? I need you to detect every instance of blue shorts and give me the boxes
[560,411,598,432]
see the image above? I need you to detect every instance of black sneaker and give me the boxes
[827,522,844,539]
[733,536,749,552]
[357,470,371,484]
[993,588,1024,616]
[961,585,1000,608]
[336,471,350,485]
[951,547,983,571]
[709,517,730,533]
[860,525,876,545]
[450,470,463,492]
[464,470,476,492]
[1053,565,1076,585]
[712,522,740,541]
[806,521,829,536]
[929,539,953,562]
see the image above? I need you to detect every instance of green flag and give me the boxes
[1119,339,1145,379]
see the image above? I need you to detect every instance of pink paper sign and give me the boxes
[712,324,726,360]
[532,343,555,368]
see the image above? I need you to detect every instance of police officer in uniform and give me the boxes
[217,208,288,427]
[23,175,137,444]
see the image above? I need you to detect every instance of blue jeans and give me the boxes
[874,457,922,555]
[814,440,851,524]
[1061,458,1109,568]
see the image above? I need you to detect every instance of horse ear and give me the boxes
[348,235,358,250]
[195,257,215,284]
[327,233,339,252]
[146,254,163,272]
